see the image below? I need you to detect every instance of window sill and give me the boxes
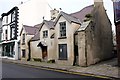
[58,37,67,39]
[58,58,67,60]
[43,37,48,38]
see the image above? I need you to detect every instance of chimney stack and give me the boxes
[50,8,59,21]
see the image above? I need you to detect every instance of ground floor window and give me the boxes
[58,44,67,60]
[22,50,26,58]
[2,42,15,57]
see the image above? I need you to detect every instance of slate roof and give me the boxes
[54,11,81,25]
[41,20,54,30]
[21,25,39,35]
[45,20,54,29]
[34,23,42,29]
[70,5,94,23]
[54,5,93,25]
[28,5,94,41]
[30,32,40,41]
[77,21,91,31]
[31,20,54,41]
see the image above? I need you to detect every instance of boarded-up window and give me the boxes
[22,50,26,58]
[58,44,67,60]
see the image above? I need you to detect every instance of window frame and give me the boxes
[43,30,48,38]
[22,49,26,58]
[58,44,67,60]
[59,21,66,38]
[11,11,15,22]
[22,34,25,45]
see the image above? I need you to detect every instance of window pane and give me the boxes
[59,22,66,37]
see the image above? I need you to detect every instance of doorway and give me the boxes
[42,46,47,61]
[73,33,79,66]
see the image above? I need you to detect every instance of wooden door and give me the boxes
[42,46,47,60]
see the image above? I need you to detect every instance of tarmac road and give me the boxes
[2,61,111,80]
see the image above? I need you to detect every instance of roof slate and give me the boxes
[70,5,94,23]
[31,20,54,41]
[43,20,54,29]
[54,11,81,25]
[23,25,39,35]
[30,32,40,41]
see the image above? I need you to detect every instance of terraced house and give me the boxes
[0,7,20,60]
[20,0,114,66]
[20,25,39,60]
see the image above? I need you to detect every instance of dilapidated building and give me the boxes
[20,25,39,60]
[21,0,114,66]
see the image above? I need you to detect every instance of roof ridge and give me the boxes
[70,5,94,15]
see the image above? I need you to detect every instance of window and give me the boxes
[22,34,25,44]
[58,44,67,60]
[59,22,66,37]
[22,50,26,58]
[6,16,8,23]
[5,30,7,40]
[11,11,15,22]
[43,30,48,38]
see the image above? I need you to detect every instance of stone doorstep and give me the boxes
[2,59,119,79]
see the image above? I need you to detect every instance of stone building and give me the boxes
[22,0,114,66]
[30,20,55,61]
[20,25,39,60]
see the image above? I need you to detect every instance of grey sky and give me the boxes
[0,0,115,32]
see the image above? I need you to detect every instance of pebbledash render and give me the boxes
[20,0,114,66]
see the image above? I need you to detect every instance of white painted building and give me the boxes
[0,18,2,56]
[0,7,20,60]
[0,0,52,60]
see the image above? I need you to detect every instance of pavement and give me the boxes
[1,57,120,80]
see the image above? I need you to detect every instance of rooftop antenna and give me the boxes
[47,3,53,10]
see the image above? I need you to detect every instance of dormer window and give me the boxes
[43,30,48,38]
[59,22,66,37]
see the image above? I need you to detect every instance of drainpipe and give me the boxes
[85,34,87,66]
[27,39,31,61]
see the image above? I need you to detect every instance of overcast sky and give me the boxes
[0,0,115,32]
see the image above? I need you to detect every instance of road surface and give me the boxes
[2,61,110,80]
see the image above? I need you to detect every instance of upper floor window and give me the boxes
[11,11,15,22]
[22,34,25,44]
[5,29,8,40]
[6,16,8,23]
[59,22,66,37]
[43,30,48,38]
